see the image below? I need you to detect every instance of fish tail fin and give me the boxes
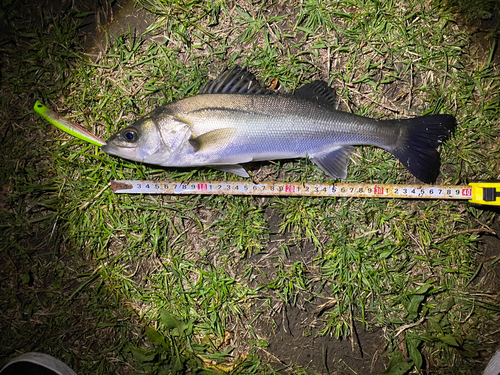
[387,114,456,183]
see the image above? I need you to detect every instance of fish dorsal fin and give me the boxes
[200,66,277,95]
[310,146,354,179]
[189,128,238,152]
[293,81,338,108]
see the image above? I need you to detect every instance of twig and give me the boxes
[314,298,339,316]
[350,309,354,352]
[80,182,111,211]
[395,317,425,337]
[434,228,497,244]
[408,62,413,110]
[327,46,331,83]
[371,346,385,373]
[457,299,475,324]
[258,347,287,365]
[282,305,288,334]
[170,225,195,246]
[130,79,147,97]
[473,217,496,233]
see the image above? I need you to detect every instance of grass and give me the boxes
[1,0,499,374]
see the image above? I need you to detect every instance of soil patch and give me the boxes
[475,215,500,292]
[234,207,388,374]
[251,301,387,374]
[473,213,500,371]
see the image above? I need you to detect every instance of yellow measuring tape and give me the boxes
[468,181,500,206]
[111,180,500,206]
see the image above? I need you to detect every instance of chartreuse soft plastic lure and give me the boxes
[34,101,105,147]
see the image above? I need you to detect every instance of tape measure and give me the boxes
[111,180,500,206]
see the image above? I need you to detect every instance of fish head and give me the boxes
[102,117,162,162]
[102,115,191,164]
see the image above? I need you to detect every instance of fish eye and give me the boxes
[122,128,138,143]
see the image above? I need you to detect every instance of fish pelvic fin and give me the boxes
[211,165,250,177]
[388,114,456,183]
[310,146,355,179]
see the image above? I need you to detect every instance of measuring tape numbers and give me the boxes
[111,180,500,205]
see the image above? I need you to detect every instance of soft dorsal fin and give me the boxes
[293,81,338,108]
[200,66,277,95]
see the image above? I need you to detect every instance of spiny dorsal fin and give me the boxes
[200,66,277,95]
[293,81,338,108]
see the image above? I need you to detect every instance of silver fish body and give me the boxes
[102,66,456,182]
[170,94,398,159]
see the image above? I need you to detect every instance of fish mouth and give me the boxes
[100,142,114,154]
[101,142,138,159]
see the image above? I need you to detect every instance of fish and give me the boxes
[102,66,456,183]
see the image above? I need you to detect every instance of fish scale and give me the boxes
[173,94,398,158]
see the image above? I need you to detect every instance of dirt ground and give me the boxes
[474,215,500,295]
[239,206,388,374]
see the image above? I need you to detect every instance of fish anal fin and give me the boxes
[189,128,237,153]
[310,146,355,179]
[294,81,338,108]
[211,165,249,177]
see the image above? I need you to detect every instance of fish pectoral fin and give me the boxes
[211,164,250,177]
[310,146,354,179]
[189,128,237,152]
